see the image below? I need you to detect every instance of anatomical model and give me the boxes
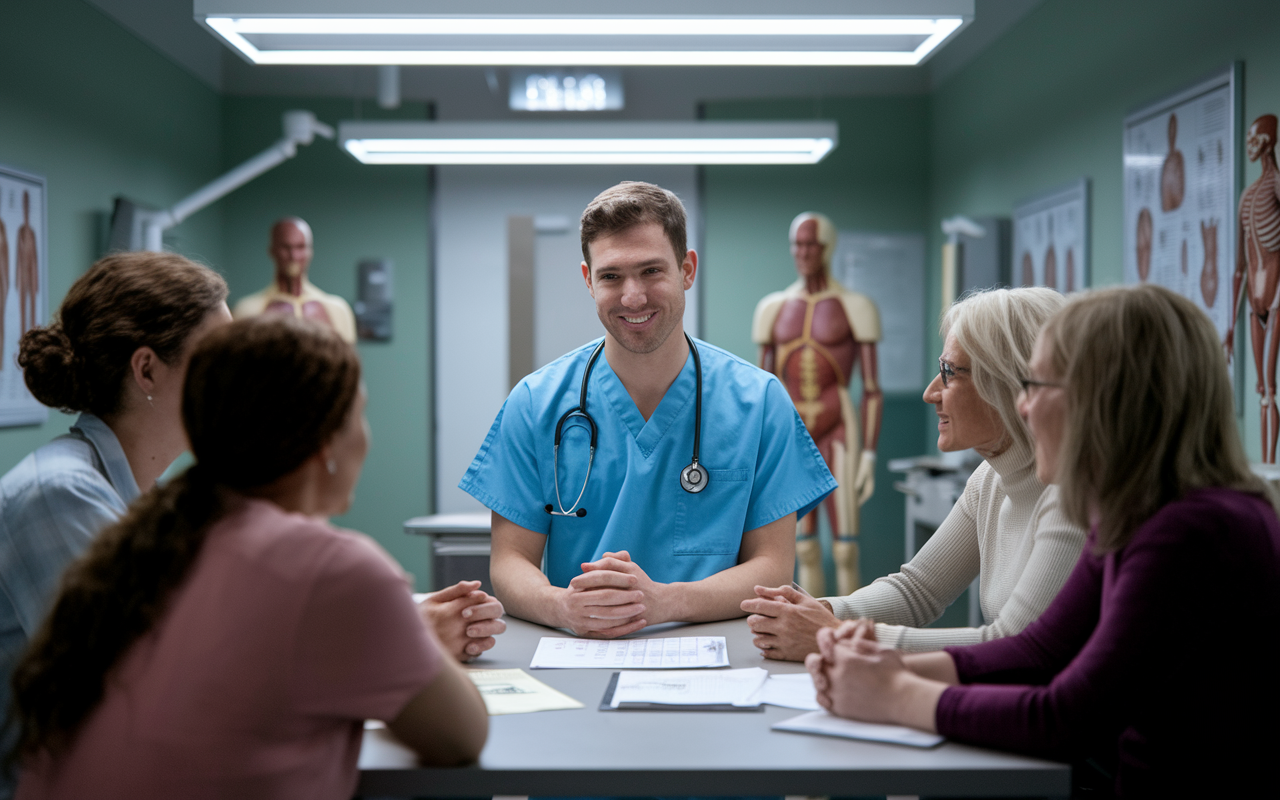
[1225,114,1280,462]
[233,217,356,344]
[753,212,882,596]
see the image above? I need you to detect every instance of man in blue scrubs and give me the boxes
[461,181,836,638]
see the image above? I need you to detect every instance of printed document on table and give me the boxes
[467,668,584,715]
[773,710,944,748]
[611,667,768,707]
[530,636,729,669]
[743,672,821,710]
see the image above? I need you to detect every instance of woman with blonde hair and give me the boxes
[747,287,1086,659]
[9,316,488,798]
[808,284,1280,797]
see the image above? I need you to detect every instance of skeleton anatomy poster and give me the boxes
[1013,179,1089,294]
[1123,66,1240,342]
[0,165,48,427]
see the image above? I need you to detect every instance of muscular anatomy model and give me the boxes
[1162,113,1186,212]
[753,212,882,596]
[1226,115,1280,462]
[233,217,356,344]
[17,191,38,337]
[1137,208,1154,281]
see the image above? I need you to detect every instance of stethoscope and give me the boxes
[545,333,707,517]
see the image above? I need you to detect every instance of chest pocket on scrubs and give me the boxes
[672,468,751,555]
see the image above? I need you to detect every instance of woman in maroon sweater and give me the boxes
[807,284,1280,798]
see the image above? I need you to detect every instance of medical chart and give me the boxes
[530,636,729,669]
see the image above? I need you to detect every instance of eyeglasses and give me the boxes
[1019,377,1064,394]
[938,357,971,387]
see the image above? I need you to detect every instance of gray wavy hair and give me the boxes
[941,286,1067,454]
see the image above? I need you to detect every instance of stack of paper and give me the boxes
[607,667,768,709]
[773,710,945,748]
[743,672,821,710]
[530,636,729,669]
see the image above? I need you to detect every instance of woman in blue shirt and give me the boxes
[0,251,230,796]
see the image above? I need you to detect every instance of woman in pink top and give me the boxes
[9,316,489,799]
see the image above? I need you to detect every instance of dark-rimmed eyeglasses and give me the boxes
[938,357,971,387]
[1019,377,1064,394]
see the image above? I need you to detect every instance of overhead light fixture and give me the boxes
[195,1,972,67]
[338,121,837,165]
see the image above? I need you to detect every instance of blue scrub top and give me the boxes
[460,338,836,588]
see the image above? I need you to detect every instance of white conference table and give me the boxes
[357,617,1070,798]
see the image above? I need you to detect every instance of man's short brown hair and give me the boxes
[580,181,687,266]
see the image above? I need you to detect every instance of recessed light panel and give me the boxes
[338,121,838,165]
[195,1,972,66]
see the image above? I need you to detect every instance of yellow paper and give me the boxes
[467,668,584,715]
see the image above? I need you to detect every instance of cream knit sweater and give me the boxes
[824,438,1086,652]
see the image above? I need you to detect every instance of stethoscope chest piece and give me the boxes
[680,461,709,493]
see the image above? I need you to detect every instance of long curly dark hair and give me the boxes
[8,315,360,763]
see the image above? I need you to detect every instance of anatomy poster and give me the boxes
[1013,179,1089,294]
[1123,66,1238,342]
[0,165,48,427]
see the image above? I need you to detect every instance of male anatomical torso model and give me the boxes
[233,217,356,344]
[753,213,882,596]
[1227,114,1280,462]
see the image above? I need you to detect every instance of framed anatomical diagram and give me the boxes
[1013,179,1089,294]
[0,164,48,428]
[1124,65,1240,342]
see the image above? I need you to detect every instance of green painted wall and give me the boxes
[218,97,435,586]
[0,0,223,472]
[927,0,1280,461]
[701,97,931,593]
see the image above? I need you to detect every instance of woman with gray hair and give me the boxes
[745,287,1087,659]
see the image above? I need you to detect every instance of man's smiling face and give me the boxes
[582,221,694,355]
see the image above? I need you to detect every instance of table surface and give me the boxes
[357,617,1070,798]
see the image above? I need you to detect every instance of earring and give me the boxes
[326,459,337,475]
[146,395,154,408]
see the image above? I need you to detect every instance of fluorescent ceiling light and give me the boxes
[339,121,838,165]
[196,1,971,67]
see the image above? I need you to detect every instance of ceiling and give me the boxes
[85,0,1044,120]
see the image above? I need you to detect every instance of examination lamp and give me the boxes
[338,121,838,166]
[194,0,972,67]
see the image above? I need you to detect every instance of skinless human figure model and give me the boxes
[1202,219,1219,308]
[17,192,38,337]
[1162,113,1186,212]
[753,213,882,596]
[1226,114,1280,462]
[232,217,356,344]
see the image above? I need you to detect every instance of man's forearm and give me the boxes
[656,555,793,624]
[491,555,567,629]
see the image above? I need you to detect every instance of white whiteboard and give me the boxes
[834,232,926,394]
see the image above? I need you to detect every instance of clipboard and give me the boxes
[598,672,765,712]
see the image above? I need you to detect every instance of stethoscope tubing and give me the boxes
[546,334,705,517]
